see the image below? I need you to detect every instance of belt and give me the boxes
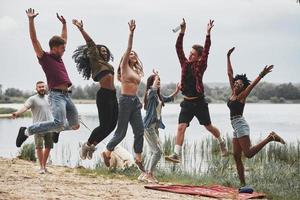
[183,93,205,101]
[50,89,72,94]
[183,96,199,100]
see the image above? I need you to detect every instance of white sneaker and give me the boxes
[137,173,147,182]
[80,142,90,160]
[165,153,181,163]
[39,168,45,174]
[86,144,96,160]
[44,168,51,174]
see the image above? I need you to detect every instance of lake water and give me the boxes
[0,103,299,170]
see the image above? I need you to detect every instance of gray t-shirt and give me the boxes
[24,94,53,123]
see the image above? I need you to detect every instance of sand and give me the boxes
[0,157,211,200]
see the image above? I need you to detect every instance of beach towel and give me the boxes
[145,184,266,199]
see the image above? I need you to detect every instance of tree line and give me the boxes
[1,82,300,103]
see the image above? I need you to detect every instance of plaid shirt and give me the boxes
[176,33,211,95]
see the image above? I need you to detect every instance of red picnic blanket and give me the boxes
[145,184,266,199]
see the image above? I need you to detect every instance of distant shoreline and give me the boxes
[1,99,300,105]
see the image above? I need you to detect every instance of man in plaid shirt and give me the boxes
[165,19,228,163]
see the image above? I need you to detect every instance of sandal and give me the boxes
[135,160,145,172]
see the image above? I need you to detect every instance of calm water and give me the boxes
[0,103,299,169]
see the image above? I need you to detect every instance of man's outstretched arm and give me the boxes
[199,19,213,69]
[26,8,44,58]
[57,13,67,43]
[175,18,187,66]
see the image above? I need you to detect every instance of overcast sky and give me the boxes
[0,0,299,90]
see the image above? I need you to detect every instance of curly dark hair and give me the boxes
[234,74,251,88]
[72,44,113,80]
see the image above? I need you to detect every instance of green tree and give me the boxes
[84,83,98,99]
[251,82,276,100]
[4,88,23,97]
[71,86,87,99]
[275,83,300,100]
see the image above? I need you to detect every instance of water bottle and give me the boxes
[172,25,181,33]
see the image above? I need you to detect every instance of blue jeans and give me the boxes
[27,91,79,135]
[106,95,144,154]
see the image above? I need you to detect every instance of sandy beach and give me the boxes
[0,157,212,200]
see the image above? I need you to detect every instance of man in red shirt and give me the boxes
[165,19,228,163]
[16,8,80,147]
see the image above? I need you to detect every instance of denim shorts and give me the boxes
[231,116,250,138]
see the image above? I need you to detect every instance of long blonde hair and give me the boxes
[117,50,144,82]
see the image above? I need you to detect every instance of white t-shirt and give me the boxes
[24,94,53,123]
[156,99,163,121]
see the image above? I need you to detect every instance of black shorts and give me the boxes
[178,97,211,126]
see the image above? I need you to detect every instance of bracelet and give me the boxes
[259,72,266,78]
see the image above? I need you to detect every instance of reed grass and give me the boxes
[78,135,300,200]
[18,142,36,162]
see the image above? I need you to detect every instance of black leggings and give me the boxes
[88,88,118,145]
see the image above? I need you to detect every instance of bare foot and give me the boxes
[269,131,286,144]
[101,151,111,167]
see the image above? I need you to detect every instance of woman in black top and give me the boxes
[72,19,118,160]
[227,47,286,187]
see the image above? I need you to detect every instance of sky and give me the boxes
[0,0,299,90]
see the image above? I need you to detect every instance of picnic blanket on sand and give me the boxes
[144,184,266,199]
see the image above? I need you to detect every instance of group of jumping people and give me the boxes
[14,8,286,187]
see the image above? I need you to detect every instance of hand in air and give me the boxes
[128,19,136,33]
[72,19,83,30]
[180,18,186,33]
[207,19,214,35]
[227,47,235,57]
[26,8,39,20]
[152,69,159,76]
[57,13,66,24]
[261,65,274,76]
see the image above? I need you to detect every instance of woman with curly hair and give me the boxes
[72,19,118,160]
[227,47,286,189]
[102,20,146,173]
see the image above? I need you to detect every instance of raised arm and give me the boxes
[72,19,94,44]
[121,20,136,69]
[227,47,235,90]
[163,83,181,103]
[199,20,213,68]
[239,65,274,99]
[175,18,187,65]
[26,8,44,58]
[57,13,67,43]
[72,19,106,64]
